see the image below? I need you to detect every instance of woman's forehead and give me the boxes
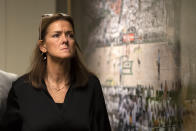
[47,20,73,32]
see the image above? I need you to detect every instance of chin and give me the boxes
[60,54,74,59]
[50,52,74,60]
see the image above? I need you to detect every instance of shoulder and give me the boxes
[13,73,29,85]
[3,74,29,105]
[11,73,30,91]
[86,74,103,93]
[87,74,101,86]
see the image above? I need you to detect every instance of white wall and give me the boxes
[0,0,56,75]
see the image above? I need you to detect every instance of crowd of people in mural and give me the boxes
[103,80,183,131]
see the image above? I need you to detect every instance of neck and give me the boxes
[46,56,70,84]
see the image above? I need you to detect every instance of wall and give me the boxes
[180,0,196,130]
[0,0,56,75]
[180,0,196,99]
[80,0,182,130]
[69,0,196,130]
[0,0,6,70]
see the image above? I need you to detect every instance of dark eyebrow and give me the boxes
[52,31,74,34]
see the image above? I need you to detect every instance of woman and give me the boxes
[0,13,111,131]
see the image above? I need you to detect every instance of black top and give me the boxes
[56,103,63,110]
[0,74,111,131]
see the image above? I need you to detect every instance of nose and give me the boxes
[61,33,68,43]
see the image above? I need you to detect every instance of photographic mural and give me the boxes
[84,0,183,130]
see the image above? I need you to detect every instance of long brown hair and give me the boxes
[28,13,91,88]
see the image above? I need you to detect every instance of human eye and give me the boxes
[66,32,74,39]
[52,33,60,38]
[69,33,74,38]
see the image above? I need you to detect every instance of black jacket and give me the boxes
[0,74,111,131]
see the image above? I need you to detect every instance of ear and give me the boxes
[38,40,47,53]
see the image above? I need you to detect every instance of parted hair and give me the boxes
[28,13,91,88]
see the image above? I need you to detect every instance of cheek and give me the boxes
[45,40,58,50]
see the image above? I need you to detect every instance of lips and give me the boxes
[60,44,70,51]
[60,47,70,52]
[61,48,69,50]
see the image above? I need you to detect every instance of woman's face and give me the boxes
[40,20,75,60]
